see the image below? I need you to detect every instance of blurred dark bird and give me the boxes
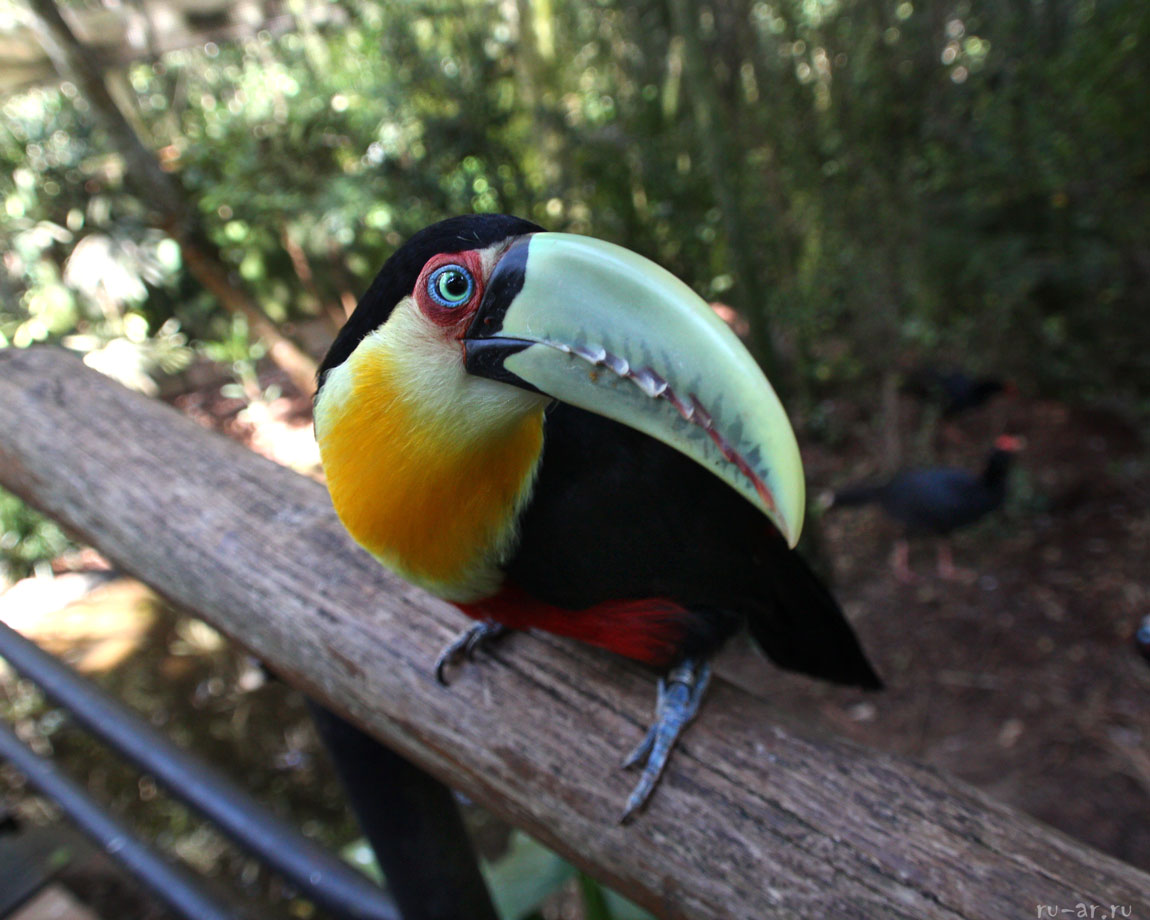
[313,215,880,820]
[1136,615,1150,665]
[829,435,1023,582]
[902,367,1014,419]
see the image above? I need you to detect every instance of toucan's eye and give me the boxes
[427,264,475,308]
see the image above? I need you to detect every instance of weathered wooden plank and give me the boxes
[0,346,1146,919]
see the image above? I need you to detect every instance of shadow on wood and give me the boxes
[0,346,1147,919]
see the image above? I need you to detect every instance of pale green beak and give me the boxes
[464,232,805,547]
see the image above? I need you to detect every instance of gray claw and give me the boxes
[435,621,508,685]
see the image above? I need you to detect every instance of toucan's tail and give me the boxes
[747,547,883,690]
[829,484,885,508]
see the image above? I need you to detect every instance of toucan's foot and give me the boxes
[435,621,508,685]
[619,658,711,823]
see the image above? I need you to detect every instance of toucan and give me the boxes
[314,214,881,819]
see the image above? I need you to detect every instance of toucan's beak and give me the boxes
[464,232,805,547]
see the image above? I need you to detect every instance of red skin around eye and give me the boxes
[413,250,485,329]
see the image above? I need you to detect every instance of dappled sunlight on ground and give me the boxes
[240,396,322,475]
[1,575,158,675]
[170,364,322,477]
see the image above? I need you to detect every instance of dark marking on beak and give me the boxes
[462,237,540,390]
[468,237,531,339]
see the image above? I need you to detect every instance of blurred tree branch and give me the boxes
[20,0,320,397]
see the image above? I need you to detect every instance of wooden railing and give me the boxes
[1,346,1147,920]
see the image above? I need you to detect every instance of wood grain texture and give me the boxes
[1,346,1146,919]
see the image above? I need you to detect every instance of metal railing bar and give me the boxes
[0,620,399,920]
[0,718,243,920]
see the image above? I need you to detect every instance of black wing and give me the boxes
[507,403,881,688]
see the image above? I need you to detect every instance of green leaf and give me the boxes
[480,831,574,920]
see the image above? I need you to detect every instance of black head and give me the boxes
[316,214,543,389]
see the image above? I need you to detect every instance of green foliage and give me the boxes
[5,0,1146,407]
[0,81,193,388]
[0,488,73,584]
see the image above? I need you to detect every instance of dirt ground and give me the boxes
[794,392,1150,873]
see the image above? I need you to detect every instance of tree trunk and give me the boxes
[667,0,784,386]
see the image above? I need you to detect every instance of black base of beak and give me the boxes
[463,338,543,393]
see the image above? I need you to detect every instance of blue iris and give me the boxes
[427,264,475,308]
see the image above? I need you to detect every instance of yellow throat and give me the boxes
[314,302,547,602]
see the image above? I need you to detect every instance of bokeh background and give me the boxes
[1,0,1148,917]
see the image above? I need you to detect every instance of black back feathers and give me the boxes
[316,214,543,390]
